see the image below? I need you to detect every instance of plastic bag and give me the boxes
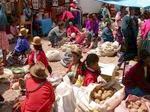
[46,50,61,62]
[54,75,76,112]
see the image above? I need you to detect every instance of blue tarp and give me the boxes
[96,0,150,8]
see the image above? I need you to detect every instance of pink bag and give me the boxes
[115,95,150,112]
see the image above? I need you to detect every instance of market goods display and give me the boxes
[126,100,148,112]
[61,44,77,52]
[46,50,61,62]
[88,41,121,57]
[115,95,150,112]
[90,85,115,104]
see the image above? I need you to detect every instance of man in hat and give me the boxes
[21,62,55,112]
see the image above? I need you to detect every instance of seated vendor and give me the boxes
[66,46,83,84]
[67,22,81,40]
[124,49,150,96]
[21,62,55,112]
[82,54,101,86]
[101,21,114,42]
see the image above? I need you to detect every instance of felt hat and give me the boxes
[32,36,42,45]
[71,46,82,58]
[19,28,29,36]
[30,61,49,79]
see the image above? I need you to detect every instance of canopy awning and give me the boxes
[96,0,150,8]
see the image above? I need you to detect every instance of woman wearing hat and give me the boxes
[21,62,55,112]
[28,36,52,74]
[66,46,83,84]
[13,28,30,56]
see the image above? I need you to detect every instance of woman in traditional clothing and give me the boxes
[118,8,138,67]
[140,11,150,53]
[124,49,150,96]
[21,62,55,112]
[0,4,9,65]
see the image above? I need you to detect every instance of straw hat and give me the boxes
[71,46,82,58]
[32,36,42,45]
[19,28,29,36]
[30,61,49,79]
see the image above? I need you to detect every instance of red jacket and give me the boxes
[124,62,150,93]
[66,26,80,37]
[21,78,55,112]
[82,64,101,86]
[28,50,49,68]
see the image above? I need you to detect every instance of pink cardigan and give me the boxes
[141,19,150,39]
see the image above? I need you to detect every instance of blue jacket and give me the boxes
[102,27,114,42]
[15,37,30,53]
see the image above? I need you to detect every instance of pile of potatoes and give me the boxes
[90,86,115,104]
[126,100,148,112]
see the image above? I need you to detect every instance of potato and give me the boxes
[95,99,100,104]
[132,103,139,109]
[94,92,101,99]
[135,101,141,107]
[140,103,148,112]
[129,108,138,112]
[101,94,107,100]
[98,90,103,96]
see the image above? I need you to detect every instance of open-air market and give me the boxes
[0,0,150,112]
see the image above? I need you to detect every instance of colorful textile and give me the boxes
[28,50,49,68]
[67,26,80,37]
[61,11,74,22]
[21,78,55,112]
[0,31,9,50]
[15,37,30,53]
[124,62,150,93]
[141,19,150,39]
[85,19,92,31]
[92,19,99,36]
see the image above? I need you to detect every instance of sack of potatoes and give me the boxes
[90,85,115,104]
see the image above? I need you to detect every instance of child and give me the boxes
[66,46,83,84]
[84,14,93,32]
[92,14,99,37]
[82,54,101,86]
[101,21,114,42]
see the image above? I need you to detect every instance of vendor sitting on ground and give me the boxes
[82,53,101,86]
[66,46,83,84]
[28,36,52,74]
[101,21,114,42]
[13,28,30,56]
[6,28,30,66]
[21,62,55,112]
[124,49,150,96]
[48,22,65,47]
[66,22,81,41]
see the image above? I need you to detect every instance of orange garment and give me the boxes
[21,77,55,112]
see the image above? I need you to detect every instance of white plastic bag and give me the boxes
[54,76,76,112]
[46,50,61,62]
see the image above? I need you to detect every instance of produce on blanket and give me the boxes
[88,41,120,57]
[90,86,115,104]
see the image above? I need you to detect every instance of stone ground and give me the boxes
[0,39,121,112]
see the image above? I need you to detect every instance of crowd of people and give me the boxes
[0,1,150,112]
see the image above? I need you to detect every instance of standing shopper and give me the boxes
[0,4,9,65]
[118,8,138,67]
[140,12,150,53]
